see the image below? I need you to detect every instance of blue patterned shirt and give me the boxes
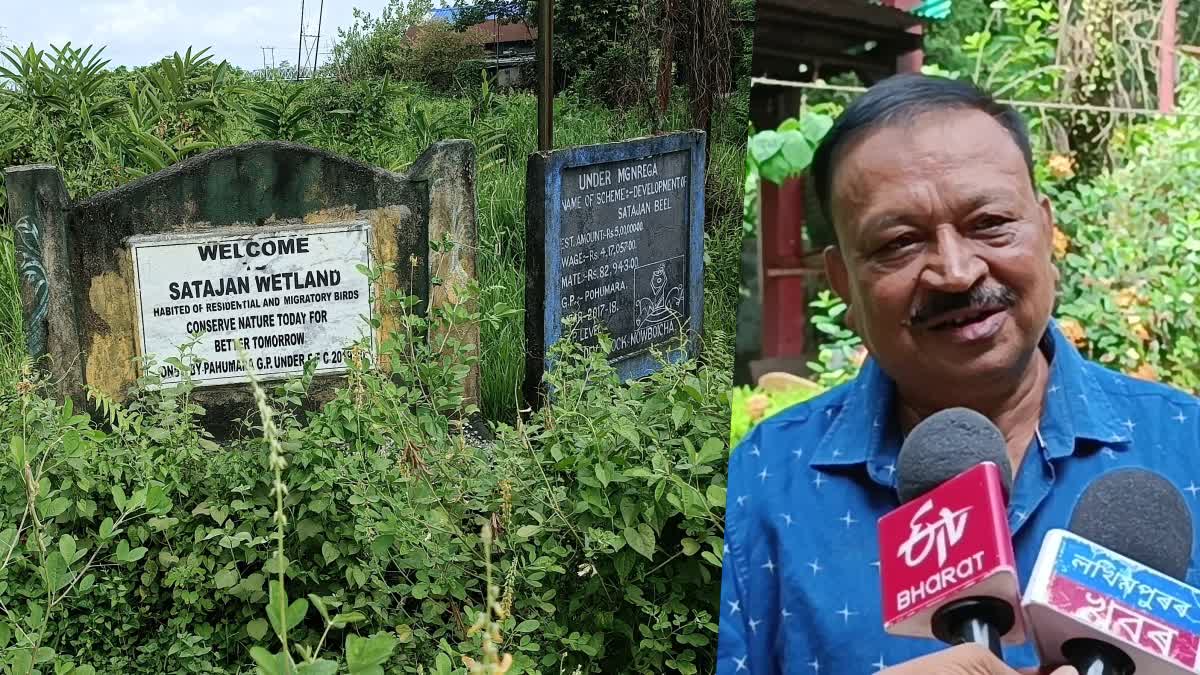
[716,321,1200,673]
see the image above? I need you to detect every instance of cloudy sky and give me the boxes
[0,0,416,71]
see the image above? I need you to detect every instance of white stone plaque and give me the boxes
[129,222,374,387]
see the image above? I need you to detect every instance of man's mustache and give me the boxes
[907,285,1018,327]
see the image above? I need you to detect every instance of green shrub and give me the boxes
[398,22,487,93]
[0,280,731,673]
[1050,95,1200,393]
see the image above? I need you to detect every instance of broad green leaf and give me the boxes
[297,661,339,675]
[706,485,727,509]
[748,129,784,163]
[10,648,32,675]
[330,611,366,628]
[0,528,17,554]
[265,578,285,634]
[671,403,689,429]
[10,435,25,468]
[117,542,147,563]
[246,618,268,641]
[125,488,146,511]
[681,538,701,556]
[697,437,726,465]
[59,534,77,565]
[800,112,834,144]
[594,463,611,487]
[623,523,656,560]
[346,632,397,673]
[620,497,638,528]
[308,594,330,624]
[44,551,67,592]
[321,541,340,565]
[111,486,127,510]
[515,524,540,538]
[758,152,795,185]
[515,619,540,633]
[778,130,813,172]
[296,518,322,541]
[78,574,95,592]
[99,517,115,540]
[614,421,640,448]
[287,598,309,630]
[41,496,71,518]
[148,516,179,531]
[214,568,240,589]
[249,647,286,675]
[145,485,172,515]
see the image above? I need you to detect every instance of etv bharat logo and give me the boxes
[897,500,972,568]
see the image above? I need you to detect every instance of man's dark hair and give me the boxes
[808,74,1036,249]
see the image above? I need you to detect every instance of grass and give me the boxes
[0,228,23,394]
[0,78,745,421]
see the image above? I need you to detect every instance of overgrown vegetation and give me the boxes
[0,1,748,672]
[0,34,745,421]
[1,281,733,673]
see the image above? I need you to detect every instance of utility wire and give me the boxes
[750,77,1200,118]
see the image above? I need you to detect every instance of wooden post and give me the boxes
[538,0,554,151]
[887,0,925,73]
[1160,0,1179,114]
[759,178,810,360]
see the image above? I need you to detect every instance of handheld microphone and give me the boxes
[878,407,1027,657]
[1023,468,1198,675]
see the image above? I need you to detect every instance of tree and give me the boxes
[332,0,435,80]
[451,0,530,29]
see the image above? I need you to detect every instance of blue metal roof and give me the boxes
[430,6,505,22]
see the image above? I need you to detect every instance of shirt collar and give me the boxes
[809,319,1129,477]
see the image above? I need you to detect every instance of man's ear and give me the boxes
[1038,193,1061,284]
[824,245,851,303]
[823,245,858,331]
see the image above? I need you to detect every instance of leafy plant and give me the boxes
[248,85,316,142]
[1051,101,1200,393]
[0,43,121,118]
[742,109,835,240]
[745,111,832,186]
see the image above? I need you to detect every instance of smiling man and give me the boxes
[716,74,1200,674]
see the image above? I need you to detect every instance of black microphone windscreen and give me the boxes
[896,407,1012,504]
[1068,468,1193,581]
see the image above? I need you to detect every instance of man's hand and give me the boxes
[878,644,1078,675]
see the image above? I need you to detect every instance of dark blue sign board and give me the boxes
[524,130,706,403]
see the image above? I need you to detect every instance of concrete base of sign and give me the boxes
[5,140,480,438]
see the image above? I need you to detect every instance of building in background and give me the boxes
[427,6,536,89]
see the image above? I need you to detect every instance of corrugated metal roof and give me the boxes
[465,19,537,44]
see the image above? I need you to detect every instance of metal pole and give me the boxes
[296,0,306,80]
[1159,0,1178,114]
[313,0,324,78]
[537,0,553,151]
